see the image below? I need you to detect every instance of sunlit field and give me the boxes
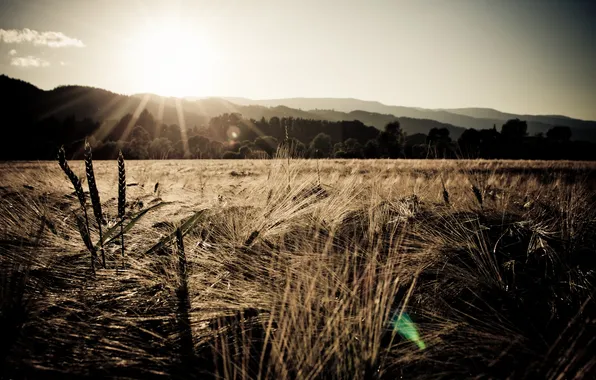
[2,158,596,379]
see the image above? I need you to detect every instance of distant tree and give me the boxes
[547,126,572,143]
[427,128,452,157]
[334,150,349,158]
[129,125,151,143]
[269,116,281,130]
[309,133,332,158]
[239,145,252,158]
[137,109,158,138]
[93,141,123,160]
[163,124,183,144]
[255,136,279,157]
[377,121,404,158]
[385,121,402,136]
[148,138,173,159]
[478,128,501,158]
[364,139,379,158]
[187,135,211,158]
[501,119,527,141]
[332,142,345,155]
[170,140,185,158]
[427,128,451,145]
[123,139,149,159]
[279,137,306,157]
[210,140,224,158]
[500,119,528,158]
[343,138,363,158]
[458,128,482,158]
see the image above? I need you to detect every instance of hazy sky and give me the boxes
[1,0,595,119]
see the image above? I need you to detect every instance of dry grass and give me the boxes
[1,158,595,379]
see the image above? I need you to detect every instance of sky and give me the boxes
[0,0,595,120]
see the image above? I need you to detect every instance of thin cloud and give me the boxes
[8,49,17,56]
[10,55,50,68]
[0,28,85,48]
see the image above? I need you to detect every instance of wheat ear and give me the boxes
[85,141,105,268]
[118,150,126,268]
[58,146,97,271]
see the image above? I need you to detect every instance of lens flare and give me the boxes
[227,126,240,140]
[392,312,426,350]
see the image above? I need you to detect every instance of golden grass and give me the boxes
[1,158,595,379]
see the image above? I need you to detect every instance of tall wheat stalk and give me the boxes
[284,119,291,188]
[118,150,126,268]
[84,142,105,268]
[58,146,97,272]
[175,227,195,369]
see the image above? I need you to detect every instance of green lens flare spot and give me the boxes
[393,312,426,350]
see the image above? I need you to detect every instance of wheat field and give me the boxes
[1,158,596,379]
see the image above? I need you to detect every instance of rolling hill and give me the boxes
[224,97,596,142]
[2,75,595,143]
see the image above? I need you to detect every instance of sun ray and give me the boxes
[119,94,151,142]
[157,96,165,124]
[175,98,190,157]
[94,94,126,120]
[91,96,141,142]
[220,98,239,114]
[39,86,91,120]
[242,118,267,140]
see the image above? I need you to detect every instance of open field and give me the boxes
[1,159,596,379]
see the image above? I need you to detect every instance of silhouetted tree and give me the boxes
[500,119,528,158]
[377,121,404,158]
[333,142,345,155]
[309,133,332,158]
[149,138,173,159]
[479,127,501,158]
[458,129,482,158]
[547,126,572,143]
[123,139,149,159]
[129,126,151,143]
[427,127,453,157]
[239,145,252,158]
[254,136,279,157]
[364,139,380,158]
[501,119,527,141]
[137,109,158,138]
[210,140,224,158]
[279,137,306,157]
[187,135,211,158]
[94,141,123,159]
[343,138,364,158]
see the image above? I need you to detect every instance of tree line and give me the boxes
[2,109,595,160]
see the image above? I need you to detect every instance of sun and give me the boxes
[137,22,214,97]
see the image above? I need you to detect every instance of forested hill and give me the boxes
[225,97,596,142]
[3,75,595,142]
[0,75,463,138]
[1,75,596,160]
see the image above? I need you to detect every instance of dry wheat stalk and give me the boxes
[58,146,97,271]
[84,141,105,268]
[118,150,126,267]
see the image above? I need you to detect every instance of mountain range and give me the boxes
[2,75,595,142]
